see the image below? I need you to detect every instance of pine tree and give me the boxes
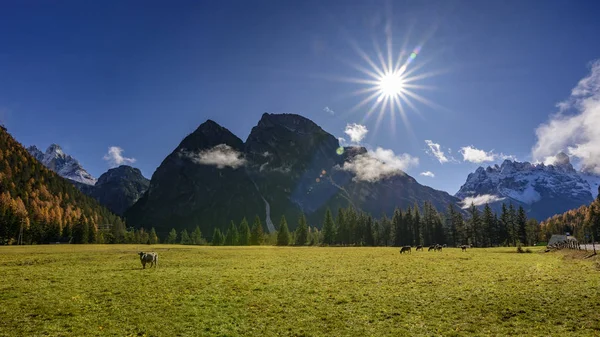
[499,203,510,246]
[277,215,290,246]
[212,228,224,246]
[446,204,457,246]
[192,226,203,245]
[167,228,178,244]
[482,203,495,247]
[404,207,413,246]
[467,203,481,247]
[380,215,392,246]
[180,229,191,245]
[508,203,517,246]
[224,221,239,246]
[516,206,527,245]
[525,219,538,246]
[149,227,159,244]
[346,208,358,245]
[336,208,347,245]
[250,216,264,245]
[238,217,251,245]
[392,208,404,247]
[413,203,422,246]
[322,208,336,245]
[295,213,308,246]
[364,216,375,246]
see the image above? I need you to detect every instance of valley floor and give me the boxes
[0,245,599,336]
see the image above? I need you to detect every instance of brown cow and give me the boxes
[400,246,412,254]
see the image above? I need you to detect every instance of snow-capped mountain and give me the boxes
[456,152,599,220]
[27,144,97,185]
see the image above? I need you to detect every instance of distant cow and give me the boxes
[400,246,412,254]
[460,245,467,252]
[428,246,435,251]
[416,245,423,251]
[138,252,158,269]
[435,244,442,252]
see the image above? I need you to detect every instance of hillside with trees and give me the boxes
[540,187,600,242]
[0,126,125,244]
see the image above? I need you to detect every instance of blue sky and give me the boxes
[2,0,600,194]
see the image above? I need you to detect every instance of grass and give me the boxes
[1,245,599,336]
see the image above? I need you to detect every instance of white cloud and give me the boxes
[532,60,600,174]
[459,146,495,163]
[323,106,335,115]
[181,144,246,169]
[338,137,347,146]
[344,123,368,143]
[340,147,418,182]
[424,140,449,164]
[420,171,435,177]
[103,146,136,167]
[460,194,505,209]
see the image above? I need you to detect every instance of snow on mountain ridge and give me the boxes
[27,144,97,185]
[456,154,597,217]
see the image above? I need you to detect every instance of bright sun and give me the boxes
[378,71,405,99]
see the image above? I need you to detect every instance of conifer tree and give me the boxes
[346,208,358,245]
[499,203,510,246]
[322,208,336,245]
[404,207,413,246]
[508,203,517,246]
[212,228,224,246]
[238,217,251,245]
[295,213,308,246]
[380,215,392,246]
[180,229,191,245]
[413,203,421,246]
[392,208,404,247]
[467,203,481,247]
[525,219,539,246]
[336,208,347,245]
[167,228,178,244]
[149,227,159,244]
[224,221,239,246]
[516,206,528,245]
[250,216,264,245]
[192,226,203,245]
[482,203,495,247]
[277,215,290,246]
[365,216,375,246]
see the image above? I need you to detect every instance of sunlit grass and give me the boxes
[1,245,599,336]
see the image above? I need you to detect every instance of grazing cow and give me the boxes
[416,245,423,251]
[435,244,442,252]
[138,252,158,269]
[460,245,467,252]
[428,245,435,251]
[400,246,412,254]
[442,244,447,248]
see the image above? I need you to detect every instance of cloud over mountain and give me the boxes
[181,144,246,169]
[532,60,600,174]
[103,146,136,167]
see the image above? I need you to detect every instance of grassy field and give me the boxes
[1,245,599,337]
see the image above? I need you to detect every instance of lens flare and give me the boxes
[336,147,344,155]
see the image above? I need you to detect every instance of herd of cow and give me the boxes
[399,244,470,254]
[137,245,472,269]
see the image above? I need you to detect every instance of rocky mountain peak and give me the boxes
[178,120,243,152]
[27,143,96,185]
[46,143,64,156]
[96,165,146,186]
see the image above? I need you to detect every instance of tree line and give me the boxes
[121,200,541,247]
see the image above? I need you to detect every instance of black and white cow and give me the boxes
[138,252,158,269]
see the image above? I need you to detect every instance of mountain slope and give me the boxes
[126,113,460,237]
[27,144,96,185]
[71,166,149,215]
[456,153,595,220]
[0,126,124,244]
[125,120,265,238]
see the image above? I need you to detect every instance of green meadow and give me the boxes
[1,245,599,336]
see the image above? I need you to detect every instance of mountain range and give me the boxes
[22,113,600,237]
[455,152,600,220]
[125,113,459,237]
[27,145,149,216]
